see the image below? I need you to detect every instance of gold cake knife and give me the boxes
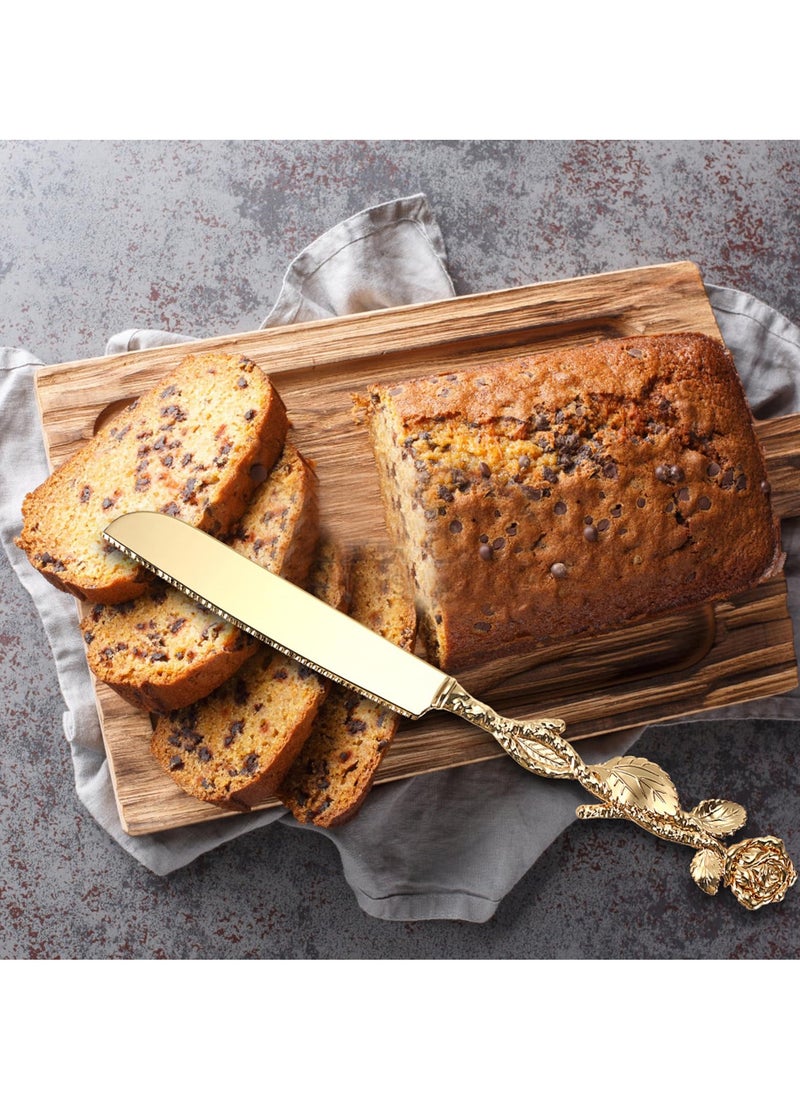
[104,511,796,911]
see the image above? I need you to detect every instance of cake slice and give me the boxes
[82,440,319,713]
[18,351,288,603]
[150,538,349,810]
[356,333,782,673]
[278,545,417,828]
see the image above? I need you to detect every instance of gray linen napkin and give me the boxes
[2,194,799,922]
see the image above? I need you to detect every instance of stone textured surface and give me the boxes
[2,140,799,958]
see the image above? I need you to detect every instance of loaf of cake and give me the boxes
[18,351,288,604]
[81,440,320,713]
[150,538,349,810]
[356,332,782,673]
[278,546,417,828]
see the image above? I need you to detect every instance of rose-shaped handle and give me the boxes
[433,680,797,910]
[724,836,797,911]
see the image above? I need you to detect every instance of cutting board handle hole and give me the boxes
[94,397,137,435]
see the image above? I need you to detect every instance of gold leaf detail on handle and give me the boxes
[690,798,748,837]
[591,755,680,816]
[690,848,725,895]
[504,731,574,778]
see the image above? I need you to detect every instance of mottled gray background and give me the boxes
[2,140,799,958]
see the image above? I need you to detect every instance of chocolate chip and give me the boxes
[168,756,184,771]
[707,461,721,477]
[249,463,268,483]
[636,497,646,508]
[518,454,531,472]
[583,525,598,542]
[479,462,491,478]
[478,544,494,561]
[655,464,684,484]
[554,501,567,515]
[492,537,506,550]
[735,474,748,491]
[698,495,711,510]
[596,519,610,531]
[550,562,568,579]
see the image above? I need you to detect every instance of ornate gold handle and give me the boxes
[436,681,796,911]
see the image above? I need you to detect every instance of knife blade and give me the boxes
[102,510,796,912]
[104,510,449,719]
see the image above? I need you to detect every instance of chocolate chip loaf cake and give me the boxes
[82,440,320,713]
[18,351,288,603]
[357,332,782,673]
[150,538,348,811]
[278,545,417,828]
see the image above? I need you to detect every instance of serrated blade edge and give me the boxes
[103,511,452,719]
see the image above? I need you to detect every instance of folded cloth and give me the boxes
[2,194,799,922]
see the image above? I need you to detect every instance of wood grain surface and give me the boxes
[32,262,800,835]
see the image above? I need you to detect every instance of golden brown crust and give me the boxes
[150,538,349,809]
[17,352,288,604]
[360,333,782,673]
[278,546,417,828]
[82,440,319,713]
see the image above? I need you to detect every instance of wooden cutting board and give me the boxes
[32,261,800,835]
